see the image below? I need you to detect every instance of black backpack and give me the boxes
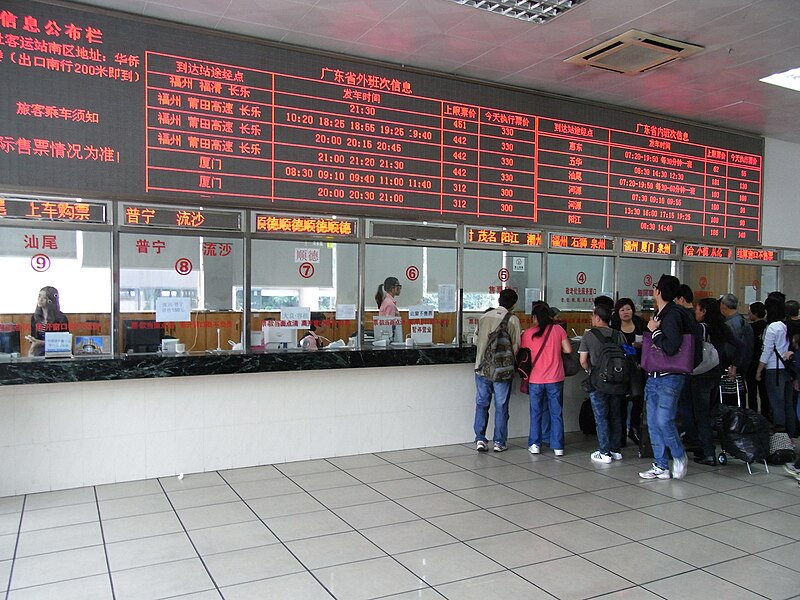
[476,312,515,382]
[589,328,631,395]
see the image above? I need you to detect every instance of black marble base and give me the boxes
[0,346,477,386]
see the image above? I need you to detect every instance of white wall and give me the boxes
[0,365,586,496]
[763,137,800,250]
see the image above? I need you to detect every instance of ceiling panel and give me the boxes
[68,0,800,144]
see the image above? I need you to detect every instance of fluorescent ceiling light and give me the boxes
[760,66,800,92]
[444,0,586,24]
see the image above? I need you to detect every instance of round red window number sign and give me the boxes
[175,258,193,276]
[31,254,51,272]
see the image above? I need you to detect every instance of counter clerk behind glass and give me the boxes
[27,286,69,356]
[375,276,402,316]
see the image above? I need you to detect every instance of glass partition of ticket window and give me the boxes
[463,248,542,343]
[733,263,778,304]
[681,261,730,304]
[249,238,358,350]
[364,244,457,347]
[119,233,243,353]
[0,226,112,357]
[617,257,678,314]
[546,253,614,337]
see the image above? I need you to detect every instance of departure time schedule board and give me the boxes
[0,0,764,243]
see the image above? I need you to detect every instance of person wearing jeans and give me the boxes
[528,381,564,454]
[580,305,624,464]
[639,274,691,480]
[472,288,521,453]
[520,301,572,456]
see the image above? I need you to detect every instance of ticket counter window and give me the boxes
[733,264,778,304]
[0,226,111,357]
[617,257,677,312]
[364,244,457,347]
[546,253,613,336]
[249,239,358,349]
[119,233,243,353]
[682,261,730,303]
[463,248,541,341]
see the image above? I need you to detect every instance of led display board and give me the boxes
[0,1,763,242]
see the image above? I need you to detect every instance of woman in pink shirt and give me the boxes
[520,301,572,456]
[375,276,401,316]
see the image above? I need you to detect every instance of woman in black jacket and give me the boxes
[610,298,646,446]
[691,298,745,465]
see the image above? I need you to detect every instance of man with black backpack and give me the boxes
[579,304,631,464]
[473,288,521,453]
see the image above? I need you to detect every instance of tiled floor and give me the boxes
[2,433,800,600]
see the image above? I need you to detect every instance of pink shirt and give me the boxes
[520,325,567,384]
[379,294,398,317]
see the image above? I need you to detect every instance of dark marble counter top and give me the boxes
[0,345,477,386]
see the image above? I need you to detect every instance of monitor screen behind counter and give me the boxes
[0,327,21,353]
[123,320,163,353]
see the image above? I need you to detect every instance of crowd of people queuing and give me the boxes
[472,275,800,483]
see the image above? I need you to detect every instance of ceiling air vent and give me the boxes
[564,30,703,74]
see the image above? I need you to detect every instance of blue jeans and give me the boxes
[645,374,687,470]
[590,390,622,455]
[474,374,512,445]
[527,382,564,450]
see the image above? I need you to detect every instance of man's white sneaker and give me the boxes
[476,440,488,452]
[529,444,540,455]
[493,443,507,452]
[639,464,671,480]
[591,451,612,464]
[672,454,688,479]
[610,451,623,461]
[554,449,564,456]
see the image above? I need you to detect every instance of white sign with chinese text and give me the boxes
[155,297,191,322]
[411,324,433,344]
[44,332,72,357]
[408,305,435,319]
[280,307,311,329]
[512,256,525,272]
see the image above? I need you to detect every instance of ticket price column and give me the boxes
[536,119,611,229]
[726,152,761,242]
[477,110,535,220]
[441,103,479,217]
[145,53,273,199]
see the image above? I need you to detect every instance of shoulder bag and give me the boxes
[641,330,695,374]
[516,326,552,379]
[693,323,720,375]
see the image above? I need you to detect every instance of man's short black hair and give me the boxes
[498,288,518,310]
[593,304,612,324]
[593,295,614,310]
[676,284,694,304]
[749,301,766,319]
[767,291,787,304]
[655,274,681,303]
[786,300,799,318]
